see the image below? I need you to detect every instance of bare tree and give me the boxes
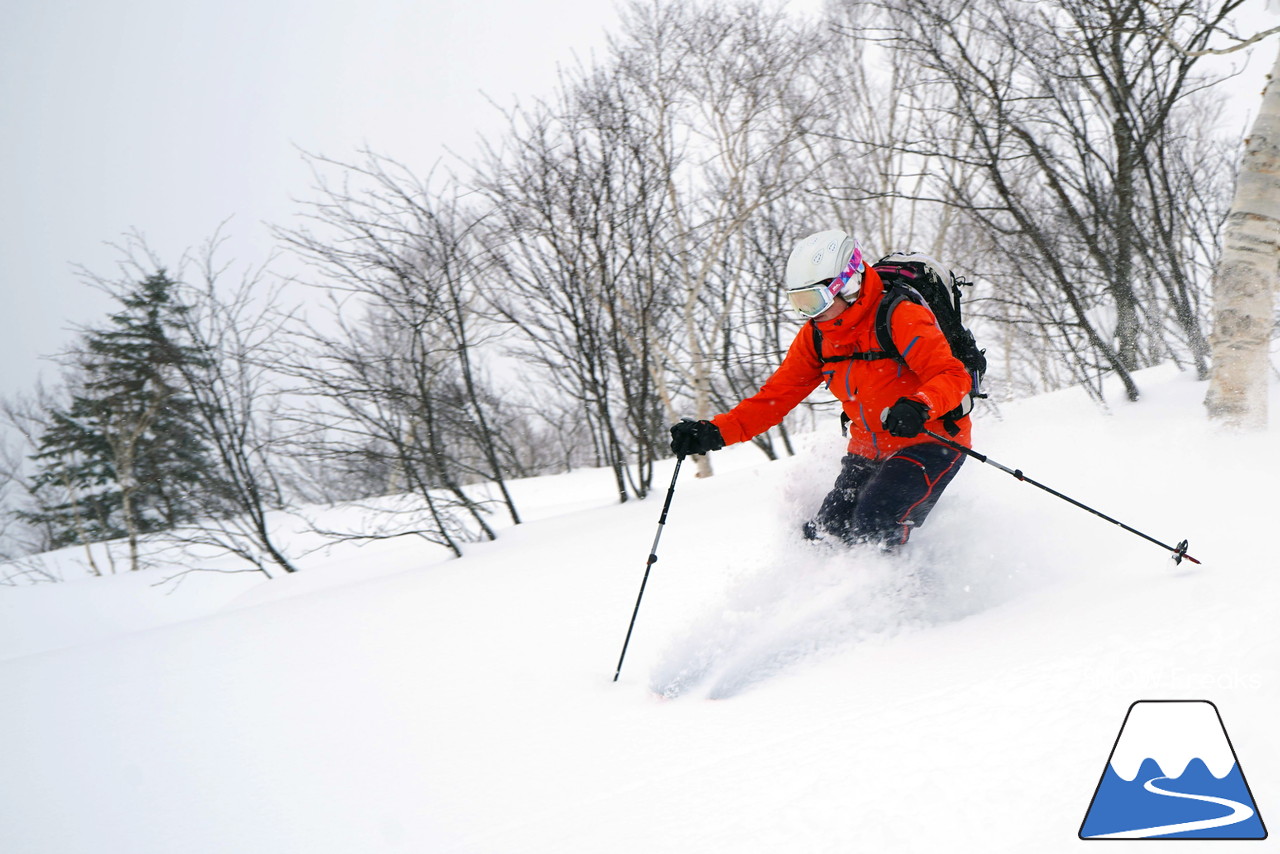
[707,197,811,460]
[283,309,498,558]
[477,0,841,483]
[474,53,674,499]
[623,1,836,476]
[164,243,303,577]
[279,153,522,554]
[843,0,1239,401]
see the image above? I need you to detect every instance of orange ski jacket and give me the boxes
[712,267,973,459]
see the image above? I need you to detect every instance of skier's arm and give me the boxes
[711,327,823,445]
[888,303,971,418]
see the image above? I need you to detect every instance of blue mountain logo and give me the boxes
[1080,700,1266,840]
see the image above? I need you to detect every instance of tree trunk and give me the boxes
[1205,45,1280,430]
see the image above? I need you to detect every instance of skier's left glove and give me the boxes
[881,398,929,438]
[669,419,725,457]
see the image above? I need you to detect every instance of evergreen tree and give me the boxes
[23,271,216,564]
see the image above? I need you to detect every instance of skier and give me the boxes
[669,229,974,549]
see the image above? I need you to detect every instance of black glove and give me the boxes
[881,397,929,438]
[669,419,725,457]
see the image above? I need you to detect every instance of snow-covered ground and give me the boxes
[1,364,1275,853]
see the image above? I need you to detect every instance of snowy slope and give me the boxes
[0,365,1276,853]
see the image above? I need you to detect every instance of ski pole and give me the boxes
[922,429,1200,565]
[613,455,685,682]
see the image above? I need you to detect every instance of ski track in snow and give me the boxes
[647,537,1002,699]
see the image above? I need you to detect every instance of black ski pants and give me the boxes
[805,442,965,549]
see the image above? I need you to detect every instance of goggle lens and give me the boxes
[786,281,835,317]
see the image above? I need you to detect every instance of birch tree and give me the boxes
[1204,40,1280,428]
[618,0,833,477]
[852,0,1237,401]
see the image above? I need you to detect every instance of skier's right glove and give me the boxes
[669,419,725,458]
[881,397,929,438]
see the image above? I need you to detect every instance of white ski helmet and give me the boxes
[784,229,864,317]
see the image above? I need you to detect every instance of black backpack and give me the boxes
[812,251,987,434]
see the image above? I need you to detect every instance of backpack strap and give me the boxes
[871,284,921,361]
[810,320,896,362]
[812,283,969,437]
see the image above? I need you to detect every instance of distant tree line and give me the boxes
[2,0,1271,578]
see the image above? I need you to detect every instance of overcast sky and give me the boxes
[0,0,1270,400]
[0,0,635,397]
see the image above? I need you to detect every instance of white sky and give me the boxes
[0,0,1271,399]
[0,0,631,396]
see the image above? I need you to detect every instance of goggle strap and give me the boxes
[832,248,864,296]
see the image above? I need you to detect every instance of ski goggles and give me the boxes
[785,248,865,318]
[786,279,842,317]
